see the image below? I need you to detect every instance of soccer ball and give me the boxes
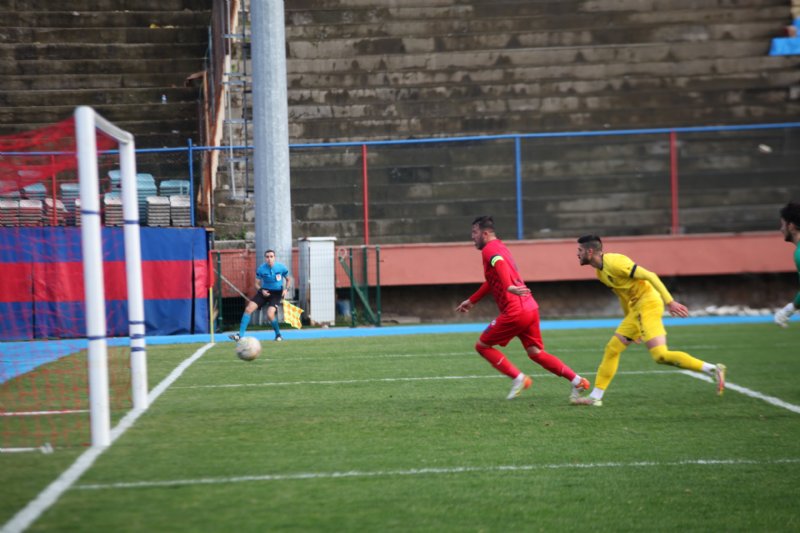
[236,336,262,361]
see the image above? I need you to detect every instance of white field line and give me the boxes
[72,457,800,491]
[680,370,800,414]
[0,343,216,533]
[170,370,678,389]
[197,343,773,364]
[167,370,678,389]
[197,351,478,363]
[173,369,800,416]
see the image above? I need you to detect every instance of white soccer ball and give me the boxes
[236,336,262,361]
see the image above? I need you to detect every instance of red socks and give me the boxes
[475,343,520,379]
[528,350,576,381]
[475,344,577,383]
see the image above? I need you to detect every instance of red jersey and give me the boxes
[469,238,538,315]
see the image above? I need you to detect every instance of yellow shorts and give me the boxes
[615,297,667,342]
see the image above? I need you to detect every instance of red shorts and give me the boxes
[479,308,544,350]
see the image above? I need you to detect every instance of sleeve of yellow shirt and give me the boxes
[630,263,674,304]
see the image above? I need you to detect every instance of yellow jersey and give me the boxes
[596,253,673,310]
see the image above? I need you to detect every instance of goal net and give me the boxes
[0,107,148,452]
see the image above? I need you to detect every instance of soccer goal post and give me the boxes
[75,106,148,447]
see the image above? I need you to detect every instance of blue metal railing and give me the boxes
[3,120,800,239]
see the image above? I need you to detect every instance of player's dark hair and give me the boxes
[264,249,275,256]
[472,215,495,231]
[577,234,603,251]
[779,202,800,227]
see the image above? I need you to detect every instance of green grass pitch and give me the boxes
[2,323,800,531]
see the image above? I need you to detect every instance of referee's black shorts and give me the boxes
[251,289,282,310]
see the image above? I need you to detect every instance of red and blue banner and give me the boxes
[0,227,210,340]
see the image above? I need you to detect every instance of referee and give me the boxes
[230,249,292,342]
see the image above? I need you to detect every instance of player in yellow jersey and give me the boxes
[571,234,726,407]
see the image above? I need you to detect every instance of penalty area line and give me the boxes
[1,342,216,533]
[73,457,800,491]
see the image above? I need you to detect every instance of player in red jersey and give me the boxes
[457,215,590,400]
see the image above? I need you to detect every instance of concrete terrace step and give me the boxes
[285,0,786,24]
[285,8,789,40]
[0,43,206,62]
[292,171,667,200]
[285,1,614,27]
[1,102,197,123]
[0,0,210,10]
[0,114,197,130]
[292,215,486,243]
[285,55,800,91]
[0,57,207,76]
[286,41,775,74]
[288,101,800,142]
[2,72,194,91]
[0,87,200,107]
[288,88,789,122]
[292,200,507,223]
[0,26,208,45]
[286,71,800,107]
[286,23,780,59]
[582,0,786,11]
[1,11,212,29]
[287,88,790,122]
[292,170,792,210]
[0,120,199,148]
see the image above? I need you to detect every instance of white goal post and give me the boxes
[74,106,148,447]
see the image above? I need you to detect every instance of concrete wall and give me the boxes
[346,232,795,287]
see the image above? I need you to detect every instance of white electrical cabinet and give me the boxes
[298,237,337,326]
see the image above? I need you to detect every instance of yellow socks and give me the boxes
[648,344,704,372]
[595,336,627,391]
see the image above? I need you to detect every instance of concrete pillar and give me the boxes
[250,0,292,269]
